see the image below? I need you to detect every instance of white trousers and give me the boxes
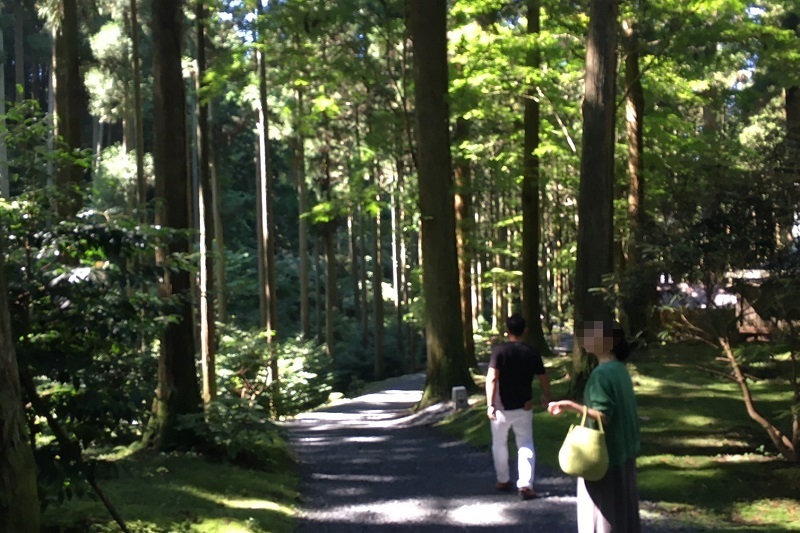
[490,408,535,489]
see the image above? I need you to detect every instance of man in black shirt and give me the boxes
[486,314,550,500]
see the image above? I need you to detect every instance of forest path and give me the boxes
[283,373,690,532]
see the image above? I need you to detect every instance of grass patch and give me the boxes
[440,342,800,532]
[42,448,298,533]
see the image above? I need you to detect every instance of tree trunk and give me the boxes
[14,0,24,101]
[373,189,385,380]
[453,117,478,368]
[521,0,552,356]
[359,206,369,344]
[0,227,40,532]
[0,24,8,199]
[196,0,216,404]
[255,4,280,414]
[409,0,476,402]
[314,233,323,344]
[148,0,204,450]
[348,215,362,338]
[209,100,228,323]
[324,221,337,361]
[621,17,652,339]
[54,0,84,219]
[294,125,311,338]
[392,160,405,363]
[574,0,618,332]
[130,0,147,222]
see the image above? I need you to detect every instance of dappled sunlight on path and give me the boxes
[283,373,691,532]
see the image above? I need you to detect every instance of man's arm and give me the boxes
[537,373,551,408]
[486,367,499,419]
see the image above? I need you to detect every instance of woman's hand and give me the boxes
[547,400,576,416]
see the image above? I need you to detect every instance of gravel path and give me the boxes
[283,373,692,532]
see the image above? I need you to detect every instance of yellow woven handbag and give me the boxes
[558,406,609,481]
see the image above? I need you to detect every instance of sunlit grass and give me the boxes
[439,342,800,532]
[42,450,298,533]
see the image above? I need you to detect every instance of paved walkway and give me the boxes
[283,374,691,532]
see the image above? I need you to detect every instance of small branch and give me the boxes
[719,338,796,462]
[19,368,133,532]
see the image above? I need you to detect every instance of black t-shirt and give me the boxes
[489,342,546,410]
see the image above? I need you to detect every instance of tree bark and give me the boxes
[209,101,228,323]
[314,233,323,344]
[392,159,405,363]
[294,121,311,338]
[574,0,618,332]
[621,17,653,339]
[409,0,476,402]
[521,0,552,355]
[453,117,478,367]
[0,227,40,532]
[255,3,280,414]
[130,0,147,222]
[196,0,216,404]
[14,0,24,101]
[54,0,85,219]
[373,188,385,380]
[0,24,8,199]
[149,0,204,450]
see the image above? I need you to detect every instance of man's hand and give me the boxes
[523,400,533,411]
[487,405,498,420]
[539,394,550,409]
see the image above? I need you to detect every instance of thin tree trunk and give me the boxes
[294,132,311,338]
[373,188,385,380]
[573,0,618,359]
[409,0,476,402]
[322,145,338,359]
[54,0,84,219]
[521,0,552,355]
[0,228,40,531]
[392,160,405,362]
[14,0,24,101]
[324,221,337,360]
[358,206,369,344]
[621,16,652,339]
[130,0,146,222]
[148,0,204,450]
[314,233,323,344]
[0,24,8,199]
[196,0,216,404]
[255,4,279,414]
[348,213,361,330]
[208,101,227,323]
[453,117,477,367]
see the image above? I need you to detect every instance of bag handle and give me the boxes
[580,405,605,434]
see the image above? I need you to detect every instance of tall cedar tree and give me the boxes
[0,227,40,531]
[574,0,618,340]
[149,0,205,449]
[522,0,552,355]
[197,0,217,403]
[54,0,84,218]
[408,0,476,402]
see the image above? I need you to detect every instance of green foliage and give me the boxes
[216,324,333,416]
[90,144,153,212]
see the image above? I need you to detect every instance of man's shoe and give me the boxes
[495,481,513,491]
[519,487,538,500]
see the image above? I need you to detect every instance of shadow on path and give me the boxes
[283,374,688,532]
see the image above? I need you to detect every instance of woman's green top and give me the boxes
[584,360,641,467]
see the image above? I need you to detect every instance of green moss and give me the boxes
[42,450,298,533]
